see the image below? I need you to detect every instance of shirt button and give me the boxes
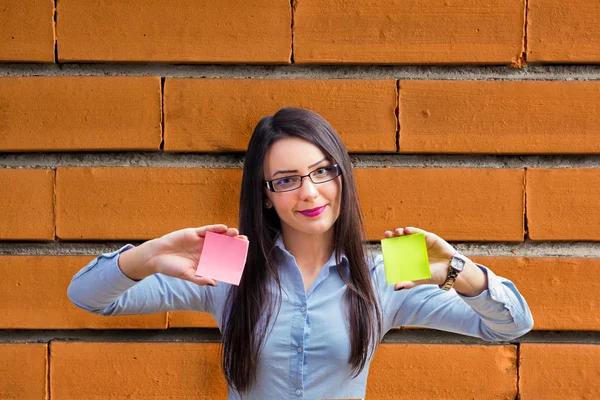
[300,307,306,312]
[297,347,303,353]
[296,389,302,396]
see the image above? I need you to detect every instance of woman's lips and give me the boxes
[298,205,327,217]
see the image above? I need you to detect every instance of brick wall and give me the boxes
[1,0,600,398]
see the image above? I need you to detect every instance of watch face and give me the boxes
[451,255,466,271]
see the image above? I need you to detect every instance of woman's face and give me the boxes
[263,137,342,239]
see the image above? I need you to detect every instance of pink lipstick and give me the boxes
[298,205,326,217]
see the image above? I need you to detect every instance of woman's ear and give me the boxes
[264,187,274,209]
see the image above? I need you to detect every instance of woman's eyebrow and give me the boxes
[272,157,328,177]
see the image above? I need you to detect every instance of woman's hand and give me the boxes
[383,226,455,291]
[384,227,487,296]
[118,224,247,286]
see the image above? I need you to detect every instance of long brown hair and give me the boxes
[221,107,382,393]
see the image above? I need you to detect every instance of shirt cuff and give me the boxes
[68,244,140,312]
[102,244,142,287]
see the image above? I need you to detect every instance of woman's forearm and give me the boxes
[452,259,488,297]
[117,240,157,281]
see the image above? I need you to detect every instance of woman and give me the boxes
[68,107,533,399]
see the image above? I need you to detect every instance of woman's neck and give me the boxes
[281,228,335,276]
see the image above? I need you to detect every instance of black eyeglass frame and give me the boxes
[264,164,342,192]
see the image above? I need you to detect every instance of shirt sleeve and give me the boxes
[373,254,534,341]
[67,245,230,323]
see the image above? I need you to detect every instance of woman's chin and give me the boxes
[299,222,335,236]
[282,220,333,237]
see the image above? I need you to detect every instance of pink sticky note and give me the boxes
[195,231,249,286]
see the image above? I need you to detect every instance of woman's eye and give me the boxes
[314,167,330,176]
[275,177,292,186]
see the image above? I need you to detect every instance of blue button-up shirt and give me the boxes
[68,237,533,399]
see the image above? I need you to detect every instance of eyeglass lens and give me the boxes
[272,166,339,192]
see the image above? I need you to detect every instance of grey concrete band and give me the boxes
[1,153,600,169]
[0,329,599,345]
[1,241,599,258]
[1,63,600,80]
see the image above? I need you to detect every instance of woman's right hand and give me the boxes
[118,224,247,286]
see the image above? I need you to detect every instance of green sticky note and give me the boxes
[381,233,431,284]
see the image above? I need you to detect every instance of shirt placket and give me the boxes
[292,265,335,398]
[290,273,308,399]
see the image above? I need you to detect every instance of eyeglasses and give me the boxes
[264,164,341,192]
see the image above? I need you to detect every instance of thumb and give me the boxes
[394,281,417,291]
[394,277,433,291]
[180,270,217,287]
[195,224,229,238]
[403,226,427,235]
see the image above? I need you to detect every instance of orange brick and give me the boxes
[399,81,600,154]
[55,168,242,240]
[356,168,525,241]
[169,311,219,328]
[0,255,166,329]
[0,169,54,240]
[526,169,600,240]
[367,344,516,399]
[0,77,161,152]
[528,0,600,62]
[50,342,226,399]
[164,79,397,152]
[471,257,600,330]
[57,0,290,63]
[0,344,47,399]
[0,0,54,62]
[294,0,525,64]
[520,344,600,399]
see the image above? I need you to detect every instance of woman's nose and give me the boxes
[298,176,319,199]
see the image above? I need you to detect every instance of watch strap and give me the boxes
[439,251,466,291]
[439,268,460,290]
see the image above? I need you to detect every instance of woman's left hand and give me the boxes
[383,226,456,291]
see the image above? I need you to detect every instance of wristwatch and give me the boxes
[439,251,469,291]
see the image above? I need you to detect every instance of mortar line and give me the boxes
[523,169,528,241]
[52,168,57,240]
[513,0,528,68]
[47,341,51,400]
[160,77,165,150]
[53,0,58,64]
[395,80,400,152]
[289,0,296,64]
[523,0,529,65]
[515,343,521,400]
